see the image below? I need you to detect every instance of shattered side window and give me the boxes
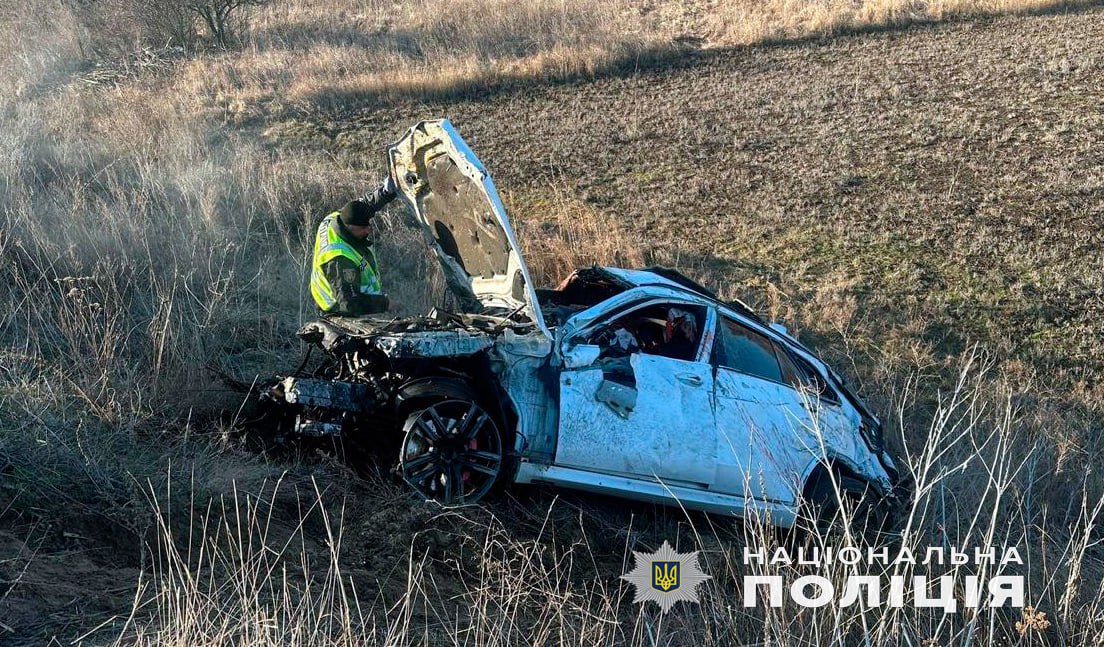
[588,302,707,363]
[712,318,783,383]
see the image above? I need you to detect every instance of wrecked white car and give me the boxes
[261,119,903,529]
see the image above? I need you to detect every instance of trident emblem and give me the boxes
[652,561,680,592]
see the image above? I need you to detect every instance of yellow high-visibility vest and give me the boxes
[310,212,381,312]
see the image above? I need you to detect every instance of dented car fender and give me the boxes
[394,376,480,411]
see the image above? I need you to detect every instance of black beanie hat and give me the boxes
[339,200,374,227]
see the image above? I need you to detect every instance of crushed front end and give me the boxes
[255,309,553,504]
[261,311,500,440]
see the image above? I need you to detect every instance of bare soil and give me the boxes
[5,6,1103,644]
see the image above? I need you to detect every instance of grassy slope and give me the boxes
[1,0,1103,644]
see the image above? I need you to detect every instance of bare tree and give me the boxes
[58,0,196,53]
[189,0,269,47]
[56,0,269,55]
[139,0,199,50]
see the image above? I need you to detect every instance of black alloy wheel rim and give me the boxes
[400,400,503,504]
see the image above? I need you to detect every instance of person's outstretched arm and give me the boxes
[361,176,396,212]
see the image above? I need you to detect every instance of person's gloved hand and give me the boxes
[359,293,390,314]
[362,176,397,208]
[380,174,396,196]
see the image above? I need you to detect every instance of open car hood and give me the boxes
[388,120,549,337]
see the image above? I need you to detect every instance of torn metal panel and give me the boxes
[491,329,556,463]
[803,396,894,494]
[280,377,373,412]
[497,328,551,357]
[373,330,494,358]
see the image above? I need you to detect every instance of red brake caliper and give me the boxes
[462,439,478,483]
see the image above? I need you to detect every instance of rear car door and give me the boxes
[711,315,816,504]
[786,352,864,460]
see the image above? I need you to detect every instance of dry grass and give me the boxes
[75,0,1098,119]
[508,187,648,285]
[156,0,653,118]
[16,0,1092,123]
[1,0,1103,644]
[101,357,1104,646]
[707,0,1093,43]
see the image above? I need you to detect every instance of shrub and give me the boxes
[54,0,269,55]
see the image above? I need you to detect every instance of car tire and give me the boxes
[799,465,895,543]
[398,398,505,505]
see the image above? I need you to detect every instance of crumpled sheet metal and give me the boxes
[372,330,494,358]
[280,376,373,412]
[491,329,555,458]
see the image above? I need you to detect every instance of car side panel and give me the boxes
[713,368,811,504]
[555,353,717,486]
[513,462,798,527]
[798,398,895,494]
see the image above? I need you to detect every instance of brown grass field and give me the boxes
[1,0,1103,644]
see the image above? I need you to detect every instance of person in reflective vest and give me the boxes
[310,177,396,315]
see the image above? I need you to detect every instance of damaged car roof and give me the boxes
[603,266,762,324]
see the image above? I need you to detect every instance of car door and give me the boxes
[711,315,816,504]
[786,353,864,460]
[554,302,717,486]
